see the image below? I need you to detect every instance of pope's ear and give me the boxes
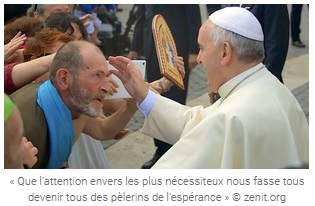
[55,68,71,90]
[221,41,232,65]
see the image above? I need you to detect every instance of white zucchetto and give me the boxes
[209,7,264,41]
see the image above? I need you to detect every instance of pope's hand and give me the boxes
[108,56,149,103]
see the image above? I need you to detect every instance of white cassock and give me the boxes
[68,133,111,169]
[141,63,309,169]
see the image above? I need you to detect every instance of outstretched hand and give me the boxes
[4,31,26,65]
[108,56,149,103]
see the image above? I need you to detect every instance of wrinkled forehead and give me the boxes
[81,49,108,70]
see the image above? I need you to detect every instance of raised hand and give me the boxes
[108,56,149,103]
[4,31,26,65]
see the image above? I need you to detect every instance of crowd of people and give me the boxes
[4,4,309,169]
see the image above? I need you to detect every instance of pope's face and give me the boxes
[197,20,222,93]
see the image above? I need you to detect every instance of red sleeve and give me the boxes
[4,62,19,94]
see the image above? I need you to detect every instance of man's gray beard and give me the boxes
[69,85,103,118]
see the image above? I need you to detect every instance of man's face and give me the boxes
[197,20,222,93]
[36,4,70,22]
[68,50,111,118]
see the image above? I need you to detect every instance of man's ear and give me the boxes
[55,69,72,90]
[221,42,232,65]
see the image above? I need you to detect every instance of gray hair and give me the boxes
[209,22,265,63]
[49,41,84,83]
[27,4,46,17]
[49,41,104,83]
[27,4,72,17]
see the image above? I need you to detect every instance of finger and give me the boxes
[108,56,130,71]
[175,56,183,61]
[121,128,129,133]
[34,147,38,155]
[11,31,22,40]
[25,141,33,150]
[108,89,114,95]
[6,40,25,58]
[175,63,185,79]
[108,84,118,94]
[15,36,27,44]
[28,155,38,167]
[21,136,28,143]
[108,77,119,88]
[80,14,92,21]
[10,39,25,49]
[112,87,118,93]
[113,128,130,140]
[31,146,38,155]
[175,57,185,69]
[108,57,129,78]
[13,34,26,41]
[10,35,26,46]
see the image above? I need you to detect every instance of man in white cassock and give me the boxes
[108,7,309,169]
